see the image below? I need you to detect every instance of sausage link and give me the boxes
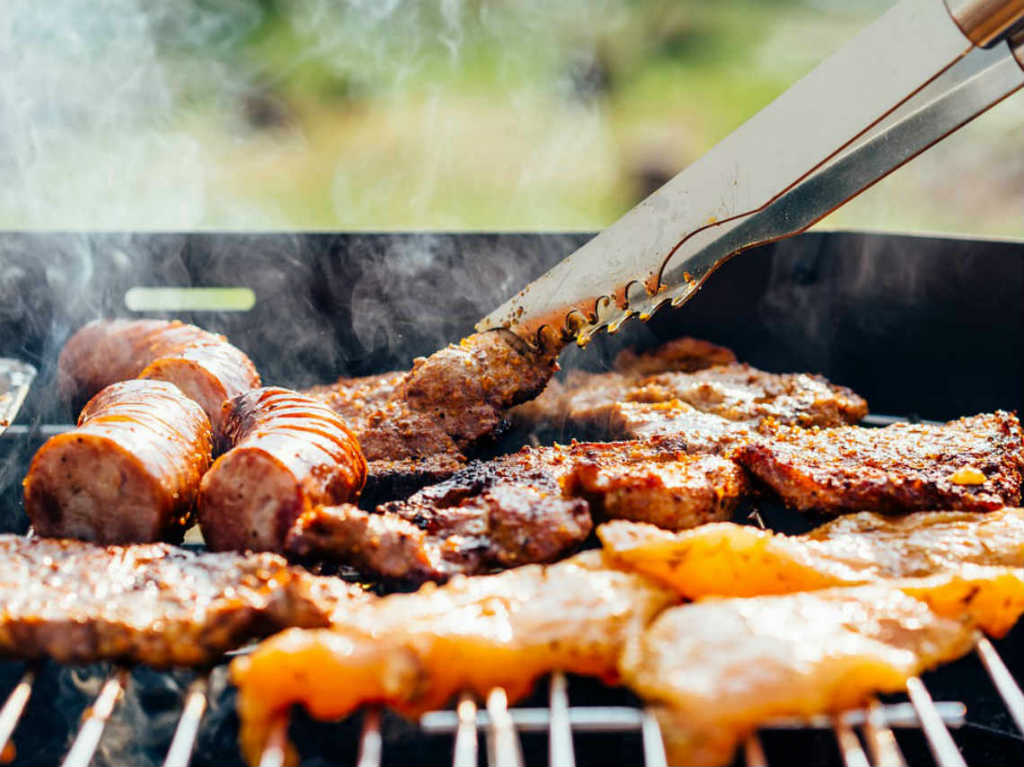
[198,387,367,552]
[23,380,213,543]
[57,319,260,435]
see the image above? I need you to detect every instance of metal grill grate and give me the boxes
[0,648,1014,767]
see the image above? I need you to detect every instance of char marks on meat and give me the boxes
[286,436,748,583]
[736,411,1024,513]
[0,535,367,667]
[306,331,562,497]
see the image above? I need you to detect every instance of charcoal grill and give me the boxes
[0,230,1021,766]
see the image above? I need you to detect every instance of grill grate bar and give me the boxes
[61,669,128,767]
[744,734,768,767]
[452,693,478,767]
[486,688,524,767]
[906,677,967,767]
[0,668,34,760]
[357,708,383,767]
[832,715,870,767]
[258,713,289,767]
[863,698,907,767]
[975,637,1024,735]
[548,672,575,767]
[422,700,967,734]
[163,676,208,767]
[640,709,667,767]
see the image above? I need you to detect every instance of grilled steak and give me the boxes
[0,534,367,667]
[623,583,979,766]
[599,506,1024,599]
[23,380,213,544]
[231,549,678,765]
[198,387,366,553]
[285,436,748,582]
[58,319,260,436]
[307,330,561,496]
[736,411,1024,513]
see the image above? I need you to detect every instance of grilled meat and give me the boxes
[23,380,213,544]
[285,437,748,582]
[622,583,979,766]
[736,411,1024,513]
[198,387,367,553]
[231,550,678,765]
[0,534,367,667]
[599,507,1024,600]
[57,319,260,436]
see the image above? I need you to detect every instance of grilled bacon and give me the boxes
[23,380,212,544]
[198,387,366,553]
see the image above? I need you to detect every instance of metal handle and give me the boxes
[945,0,1024,45]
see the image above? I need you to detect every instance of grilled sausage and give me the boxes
[57,319,261,436]
[23,380,213,544]
[198,387,367,552]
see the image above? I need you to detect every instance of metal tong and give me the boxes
[478,0,1024,347]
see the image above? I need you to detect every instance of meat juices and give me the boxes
[57,318,261,436]
[23,380,213,544]
[199,387,367,552]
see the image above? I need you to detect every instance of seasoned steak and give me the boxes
[0,535,366,667]
[736,411,1024,513]
[286,436,748,583]
[306,330,562,496]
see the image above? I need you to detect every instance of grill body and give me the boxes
[0,230,1021,766]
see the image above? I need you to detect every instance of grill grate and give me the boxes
[0,650,1012,767]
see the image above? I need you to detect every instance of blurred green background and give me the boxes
[3,0,1023,234]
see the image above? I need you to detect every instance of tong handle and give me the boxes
[944,0,1024,46]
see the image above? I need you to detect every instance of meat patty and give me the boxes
[198,387,366,553]
[58,319,261,436]
[0,534,367,667]
[285,436,748,582]
[736,411,1024,513]
[23,380,213,544]
[305,330,561,497]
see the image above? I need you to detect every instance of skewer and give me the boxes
[452,693,479,767]
[975,637,1024,735]
[356,708,383,767]
[0,669,34,761]
[162,676,208,767]
[863,698,906,767]
[640,709,667,767]
[906,677,966,767]
[832,715,870,767]
[61,669,128,767]
[258,713,289,767]
[485,688,523,767]
[548,672,575,767]
[743,734,767,767]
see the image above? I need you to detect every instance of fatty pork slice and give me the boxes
[58,318,260,437]
[622,583,980,766]
[230,550,677,765]
[23,379,212,544]
[198,387,366,552]
[599,508,1024,600]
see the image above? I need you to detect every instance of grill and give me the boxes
[0,230,1022,766]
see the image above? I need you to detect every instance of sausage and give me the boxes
[23,380,213,544]
[57,319,261,436]
[198,387,367,552]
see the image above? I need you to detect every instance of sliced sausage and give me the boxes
[57,318,260,436]
[23,380,213,544]
[198,387,367,552]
